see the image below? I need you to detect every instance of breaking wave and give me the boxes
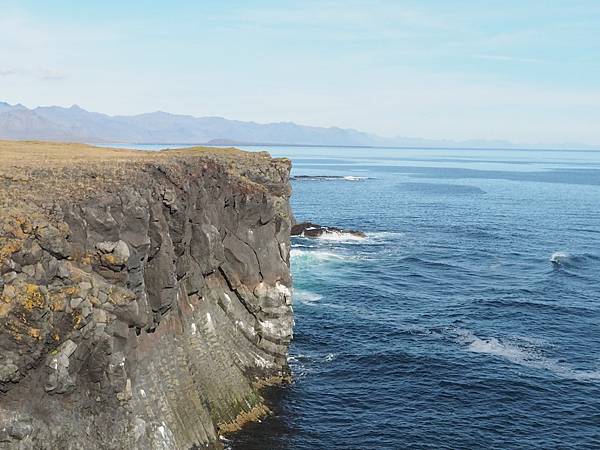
[290,248,347,262]
[311,230,366,242]
[294,230,401,245]
[294,289,323,304]
[453,328,600,382]
[549,251,599,270]
[550,251,571,265]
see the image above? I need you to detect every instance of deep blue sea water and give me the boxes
[110,144,600,449]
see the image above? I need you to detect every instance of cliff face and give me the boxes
[0,142,294,449]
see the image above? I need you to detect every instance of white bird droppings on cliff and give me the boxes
[206,312,215,333]
[275,282,291,297]
[253,353,272,368]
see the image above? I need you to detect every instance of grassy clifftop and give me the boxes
[0,140,290,221]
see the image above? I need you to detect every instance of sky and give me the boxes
[1,0,600,146]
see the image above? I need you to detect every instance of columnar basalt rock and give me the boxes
[0,141,294,449]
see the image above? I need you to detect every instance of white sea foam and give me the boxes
[314,230,367,242]
[324,353,336,362]
[365,231,404,240]
[454,328,600,382]
[286,353,312,379]
[302,230,403,244]
[550,251,571,264]
[294,289,323,304]
[342,175,368,181]
[290,248,346,261]
[467,335,528,361]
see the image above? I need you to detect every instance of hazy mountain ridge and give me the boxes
[0,102,381,146]
[0,102,597,149]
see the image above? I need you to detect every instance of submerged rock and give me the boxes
[291,221,366,238]
[0,141,294,449]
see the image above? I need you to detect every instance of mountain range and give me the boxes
[0,101,390,146]
[0,101,596,149]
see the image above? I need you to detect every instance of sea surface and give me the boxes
[111,144,600,449]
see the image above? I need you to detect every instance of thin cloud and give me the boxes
[0,68,18,76]
[0,66,67,80]
[473,54,547,64]
[38,68,68,81]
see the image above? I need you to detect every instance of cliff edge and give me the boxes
[0,141,294,449]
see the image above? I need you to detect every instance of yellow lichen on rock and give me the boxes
[48,293,66,312]
[100,253,121,266]
[62,286,79,297]
[0,237,22,264]
[79,252,94,266]
[0,302,13,318]
[107,287,136,305]
[72,312,83,329]
[217,403,270,434]
[2,216,32,239]
[28,327,41,340]
[23,284,45,311]
[5,318,25,342]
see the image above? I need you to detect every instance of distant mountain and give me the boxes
[0,101,597,149]
[0,105,81,141]
[0,102,383,146]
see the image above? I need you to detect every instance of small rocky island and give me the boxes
[291,222,366,238]
[0,141,294,449]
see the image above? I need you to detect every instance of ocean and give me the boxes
[111,144,600,449]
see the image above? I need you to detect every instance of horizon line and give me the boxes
[2,100,599,150]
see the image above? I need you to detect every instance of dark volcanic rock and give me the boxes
[291,222,366,238]
[0,142,294,449]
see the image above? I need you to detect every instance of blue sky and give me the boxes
[1,0,599,145]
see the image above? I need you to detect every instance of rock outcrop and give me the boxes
[0,141,294,449]
[291,222,366,238]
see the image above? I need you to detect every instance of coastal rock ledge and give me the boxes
[0,141,294,449]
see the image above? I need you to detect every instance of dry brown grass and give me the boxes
[0,140,277,223]
[0,140,250,167]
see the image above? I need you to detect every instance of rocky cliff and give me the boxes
[0,141,294,449]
